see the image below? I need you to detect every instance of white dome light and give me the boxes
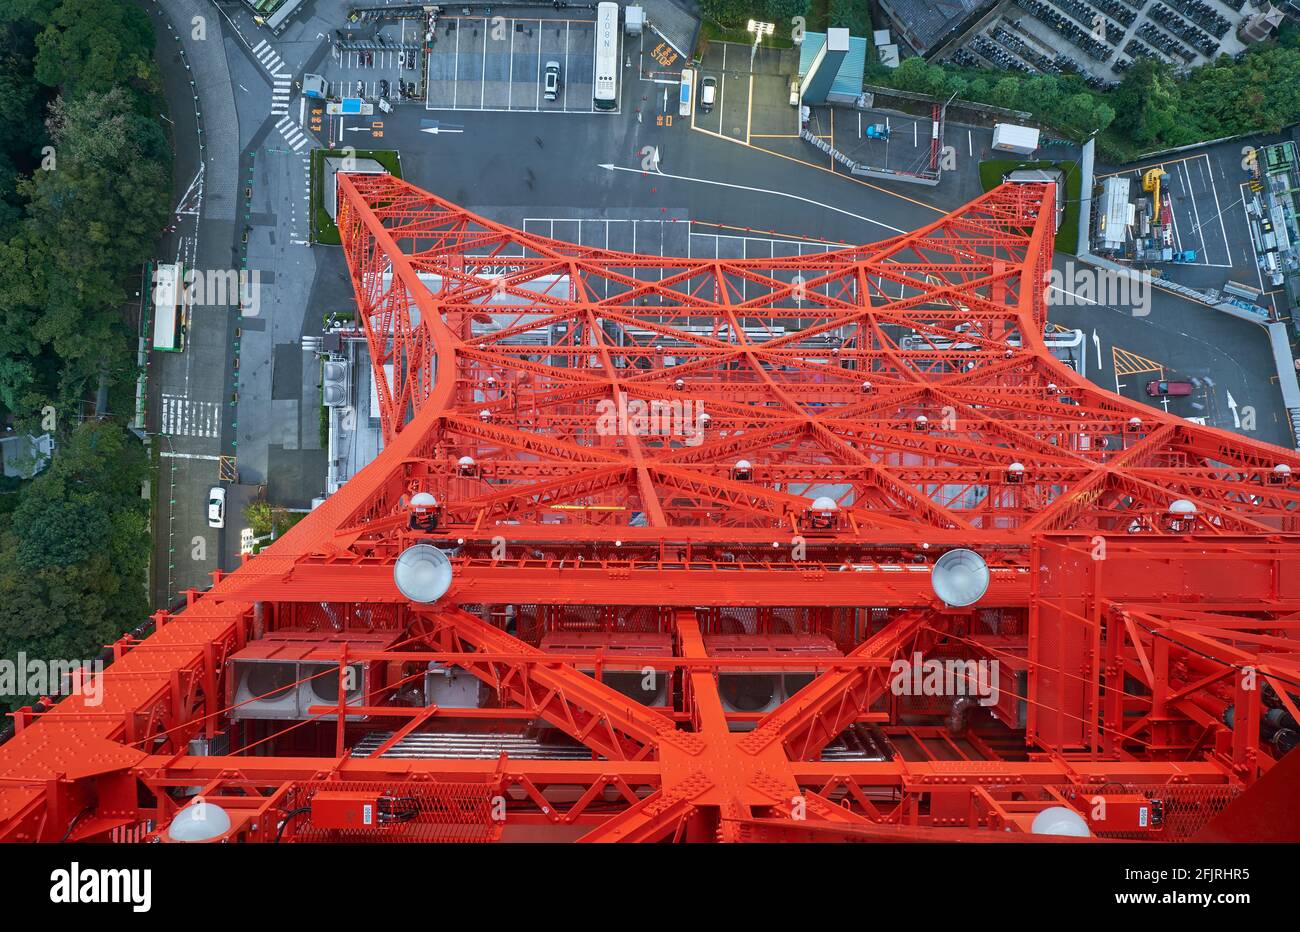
[167,801,232,843]
[394,544,454,604]
[811,496,838,511]
[1030,806,1091,837]
[931,549,990,607]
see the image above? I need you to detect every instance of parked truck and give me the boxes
[991,123,1040,156]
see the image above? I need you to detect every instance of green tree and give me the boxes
[33,0,157,99]
[0,421,149,711]
[1111,59,1185,148]
[990,76,1021,109]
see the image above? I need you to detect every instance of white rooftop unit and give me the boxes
[1097,176,1133,252]
[625,5,645,35]
[991,123,1040,156]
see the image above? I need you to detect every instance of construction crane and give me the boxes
[1142,167,1168,224]
[1,178,1299,844]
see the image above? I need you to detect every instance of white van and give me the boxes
[678,68,694,117]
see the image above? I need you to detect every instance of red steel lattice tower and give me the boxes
[1,175,1299,843]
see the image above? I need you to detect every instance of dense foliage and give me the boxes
[870,56,1118,140]
[868,25,1300,158]
[700,0,811,33]
[0,0,169,422]
[0,422,150,711]
[0,0,168,712]
[1112,32,1300,151]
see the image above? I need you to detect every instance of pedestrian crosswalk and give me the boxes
[161,394,221,439]
[252,39,294,116]
[275,116,311,153]
[271,75,293,115]
[251,39,288,77]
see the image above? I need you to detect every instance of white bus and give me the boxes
[151,261,184,352]
[593,2,619,110]
[678,67,693,117]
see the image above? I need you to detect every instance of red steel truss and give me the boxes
[2,175,1299,843]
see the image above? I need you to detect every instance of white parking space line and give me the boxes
[1182,160,1208,261]
[453,22,460,109]
[426,17,609,114]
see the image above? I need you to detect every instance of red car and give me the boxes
[1146,379,1193,397]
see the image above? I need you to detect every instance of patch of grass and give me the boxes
[978,159,1081,254]
[310,148,404,246]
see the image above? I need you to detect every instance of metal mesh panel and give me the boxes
[283,602,403,631]
[1091,784,1241,841]
[511,604,875,647]
[514,604,670,645]
[288,780,503,842]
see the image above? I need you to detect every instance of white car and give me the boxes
[207,486,226,529]
[700,75,717,113]
[543,61,561,101]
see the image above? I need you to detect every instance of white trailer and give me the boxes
[992,123,1040,156]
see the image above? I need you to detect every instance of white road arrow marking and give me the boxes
[1226,390,1240,429]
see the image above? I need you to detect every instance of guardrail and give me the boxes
[799,127,941,186]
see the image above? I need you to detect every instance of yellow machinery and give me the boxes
[1142,168,1168,224]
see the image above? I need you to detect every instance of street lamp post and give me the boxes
[746,19,774,70]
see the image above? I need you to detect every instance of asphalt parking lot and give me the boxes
[686,42,988,208]
[426,15,605,113]
[333,45,422,103]
[1097,153,1251,278]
